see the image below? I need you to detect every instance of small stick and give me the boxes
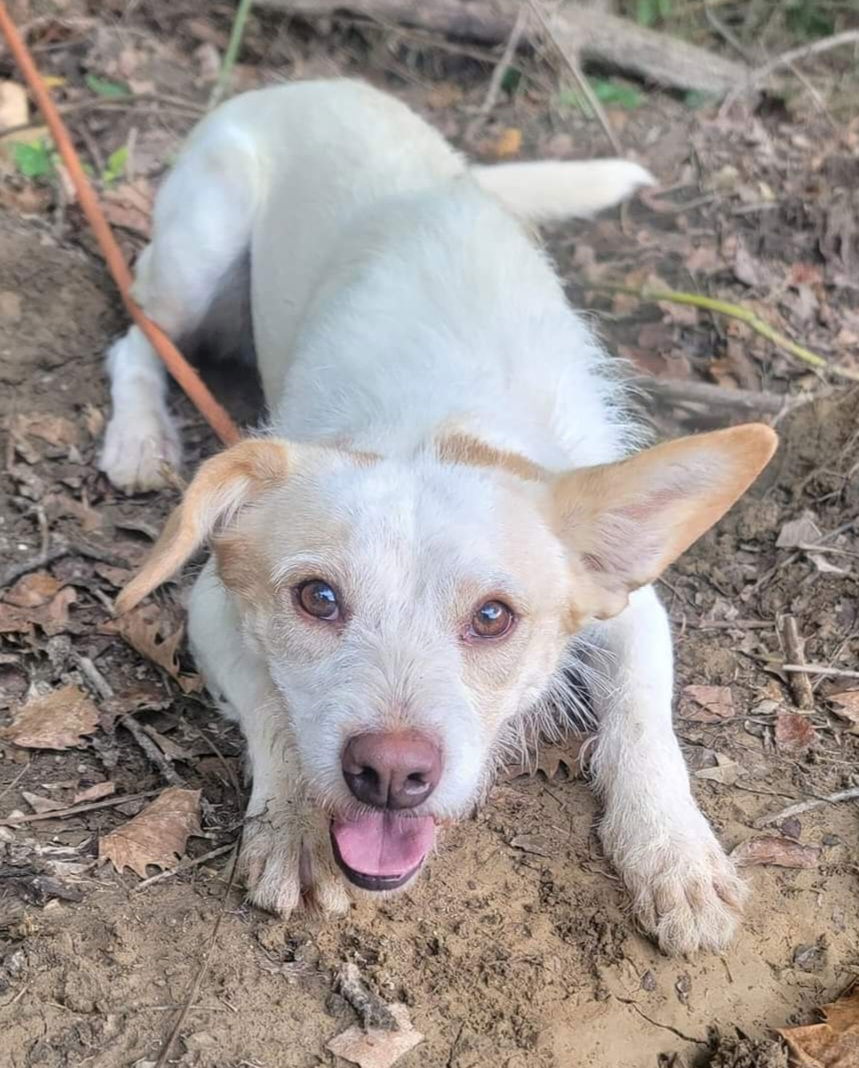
[755,786,859,828]
[336,962,399,1031]
[134,842,236,891]
[528,0,623,156]
[154,843,241,1068]
[629,375,792,416]
[778,615,814,710]
[782,664,859,680]
[466,4,529,141]
[74,653,185,788]
[2,789,162,825]
[0,546,70,588]
[586,281,859,382]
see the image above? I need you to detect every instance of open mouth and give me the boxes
[330,812,436,892]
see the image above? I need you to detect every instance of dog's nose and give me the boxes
[342,731,442,810]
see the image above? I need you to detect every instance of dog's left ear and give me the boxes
[116,439,292,614]
[553,424,778,618]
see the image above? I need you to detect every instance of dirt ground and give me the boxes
[1,4,858,1067]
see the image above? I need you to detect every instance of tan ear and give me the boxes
[554,424,778,616]
[116,439,292,614]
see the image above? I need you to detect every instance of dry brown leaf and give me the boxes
[3,571,62,607]
[43,491,102,533]
[490,127,522,160]
[106,604,201,693]
[731,835,820,869]
[73,781,116,804]
[503,732,589,780]
[775,711,816,754]
[695,755,740,785]
[98,787,202,879]
[11,412,80,448]
[778,986,859,1068]
[0,586,76,636]
[777,512,822,549]
[1,684,99,750]
[682,685,735,723]
[326,1003,423,1068]
[22,791,66,814]
[102,179,154,237]
[829,691,859,734]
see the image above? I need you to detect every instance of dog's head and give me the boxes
[117,425,776,892]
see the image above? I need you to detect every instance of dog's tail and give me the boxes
[471,159,654,223]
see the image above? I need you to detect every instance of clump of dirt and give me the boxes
[703,1031,789,1068]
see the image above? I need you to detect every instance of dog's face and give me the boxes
[118,425,775,891]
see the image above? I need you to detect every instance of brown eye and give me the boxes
[296,580,340,621]
[470,600,514,640]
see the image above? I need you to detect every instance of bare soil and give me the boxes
[1,5,858,1067]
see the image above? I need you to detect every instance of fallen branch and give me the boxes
[587,281,859,383]
[260,0,749,95]
[755,786,859,828]
[630,376,791,416]
[781,663,859,680]
[778,615,815,710]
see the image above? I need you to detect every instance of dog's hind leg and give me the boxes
[471,159,653,223]
[100,119,258,493]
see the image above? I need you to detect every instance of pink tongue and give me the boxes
[331,813,435,877]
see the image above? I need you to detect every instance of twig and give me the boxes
[586,281,859,383]
[74,653,184,787]
[528,0,622,155]
[704,0,756,64]
[0,95,203,139]
[778,615,814,710]
[336,962,399,1031]
[466,4,528,141]
[209,0,255,109]
[755,786,859,828]
[0,767,27,807]
[781,664,859,680]
[0,545,70,588]
[134,842,236,891]
[2,789,162,825]
[629,375,793,416]
[154,842,240,1068]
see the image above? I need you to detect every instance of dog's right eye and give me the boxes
[296,579,340,621]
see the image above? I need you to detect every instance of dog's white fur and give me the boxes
[105,80,776,954]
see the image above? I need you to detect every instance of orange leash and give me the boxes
[0,2,241,447]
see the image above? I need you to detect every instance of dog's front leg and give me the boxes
[582,584,745,955]
[188,564,349,917]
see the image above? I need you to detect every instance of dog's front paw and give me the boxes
[603,808,745,956]
[239,804,350,918]
[99,408,181,494]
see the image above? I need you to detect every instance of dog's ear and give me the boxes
[116,439,292,614]
[553,424,778,619]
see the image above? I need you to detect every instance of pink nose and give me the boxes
[342,731,442,810]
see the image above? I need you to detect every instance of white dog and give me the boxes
[107,80,776,954]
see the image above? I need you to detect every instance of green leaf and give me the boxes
[102,144,128,185]
[500,67,521,95]
[12,140,55,180]
[635,0,656,26]
[684,89,717,110]
[591,78,644,110]
[85,74,130,99]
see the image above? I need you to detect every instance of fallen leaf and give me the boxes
[102,178,154,237]
[829,691,859,734]
[509,833,553,857]
[105,604,201,693]
[22,791,66,814]
[1,684,99,749]
[143,726,192,762]
[777,511,822,549]
[682,685,735,723]
[489,127,522,160]
[3,571,62,607]
[731,835,820,869]
[10,412,80,448]
[73,781,116,804]
[775,711,816,753]
[0,586,76,636]
[326,1003,424,1068]
[778,986,859,1067]
[98,787,202,878]
[695,755,740,785]
[503,732,589,780]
